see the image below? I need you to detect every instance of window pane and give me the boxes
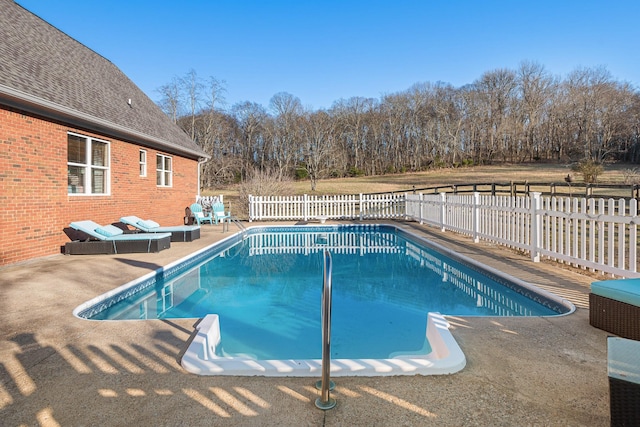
[91,169,106,193]
[164,171,171,186]
[164,157,172,171]
[68,165,85,194]
[156,170,162,186]
[157,155,163,169]
[68,134,86,163]
[139,150,146,176]
[91,141,108,167]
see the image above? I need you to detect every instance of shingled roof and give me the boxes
[0,0,207,159]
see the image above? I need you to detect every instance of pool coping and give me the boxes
[73,223,576,320]
[180,312,466,377]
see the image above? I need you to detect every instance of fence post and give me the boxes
[439,192,447,232]
[473,192,480,243]
[530,192,541,262]
[359,193,363,220]
[304,194,309,221]
[248,195,253,222]
[419,193,424,224]
[630,199,638,273]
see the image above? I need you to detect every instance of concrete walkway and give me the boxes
[0,221,610,426]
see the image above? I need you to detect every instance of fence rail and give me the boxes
[375,181,640,201]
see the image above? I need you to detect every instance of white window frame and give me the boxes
[67,132,110,195]
[156,153,173,187]
[139,149,147,177]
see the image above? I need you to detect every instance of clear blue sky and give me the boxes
[16,0,640,111]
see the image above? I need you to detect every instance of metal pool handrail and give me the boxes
[315,250,336,410]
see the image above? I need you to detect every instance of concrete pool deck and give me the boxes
[0,221,610,426]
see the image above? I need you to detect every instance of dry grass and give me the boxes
[209,163,635,211]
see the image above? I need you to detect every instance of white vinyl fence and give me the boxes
[246,191,639,277]
[406,192,639,278]
[248,193,406,222]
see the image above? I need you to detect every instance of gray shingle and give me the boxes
[0,0,206,159]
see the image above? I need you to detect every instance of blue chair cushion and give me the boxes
[94,225,124,237]
[591,279,640,307]
[137,219,160,229]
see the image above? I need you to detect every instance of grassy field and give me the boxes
[210,163,638,210]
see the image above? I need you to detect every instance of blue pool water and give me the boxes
[76,225,571,361]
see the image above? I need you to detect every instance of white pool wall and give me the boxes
[180,312,466,377]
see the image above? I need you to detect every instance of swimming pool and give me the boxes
[74,224,575,376]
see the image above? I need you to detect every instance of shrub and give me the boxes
[294,167,308,180]
[571,159,603,183]
[433,157,447,168]
[622,167,640,185]
[237,169,293,218]
[348,166,365,177]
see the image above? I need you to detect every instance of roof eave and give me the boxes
[0,85,210,160]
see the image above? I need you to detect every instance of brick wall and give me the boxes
[0,107,199,266]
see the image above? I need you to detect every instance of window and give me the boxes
[139,150,147,177]
[156,154,172,187]
[67,133,109,195]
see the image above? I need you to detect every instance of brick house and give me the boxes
[0,1,208,266]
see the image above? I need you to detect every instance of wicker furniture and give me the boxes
[608,337,640,426]
[590,279,640,341]
[64,236,171,254]
[65,220,171,254]
[120,216,201,242]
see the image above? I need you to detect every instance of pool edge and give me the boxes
[180,312,466,377]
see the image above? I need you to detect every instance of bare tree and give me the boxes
[516,61,557,161]
[331,97,376,174]
[474,68,518,163]
[156,76,182,124]
[231,101,267,178]
[268,92,303,179]
[300,110,335,190]
[181,69,204,141]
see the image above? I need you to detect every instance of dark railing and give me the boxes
[368,182,640,201]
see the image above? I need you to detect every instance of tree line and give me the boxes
[157,62,640,191]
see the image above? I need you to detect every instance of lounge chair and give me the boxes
[212,202,231,224]
[65,220,171,254]
[189,203,214,225]
[120,216,200,242]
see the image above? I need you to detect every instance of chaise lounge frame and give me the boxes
[65,220,171,255]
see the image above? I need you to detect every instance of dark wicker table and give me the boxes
[608,337,640,426]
